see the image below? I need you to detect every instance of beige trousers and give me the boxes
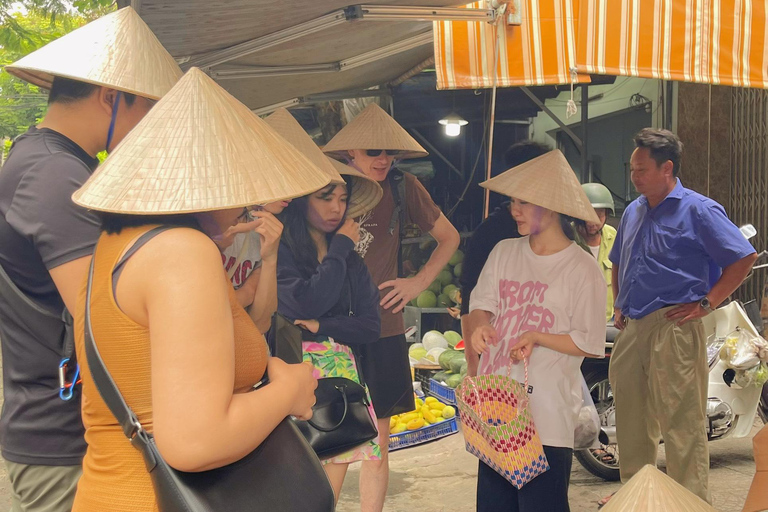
[4,460,81,512]
[608,306,710,502]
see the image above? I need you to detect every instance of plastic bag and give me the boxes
[734,362,768,388]
[574,376,601,450]
[719,328,768,370]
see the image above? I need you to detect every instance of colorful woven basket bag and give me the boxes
[455,359,549,489]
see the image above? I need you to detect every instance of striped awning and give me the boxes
[576,0,768,88]
[434,1,590,90]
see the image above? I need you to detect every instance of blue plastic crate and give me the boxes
[429,378,457,406]
[389,417,458,452]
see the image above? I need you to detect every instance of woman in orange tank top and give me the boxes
[69,69,331,511]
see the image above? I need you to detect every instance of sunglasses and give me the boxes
[365,149,404,157]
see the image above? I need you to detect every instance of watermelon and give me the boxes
[449,354,466,374]
[433,370,451,383]
[443,330,462,347]
[446,373,464,389]
[460,361,468,376]
[438,349,459,370]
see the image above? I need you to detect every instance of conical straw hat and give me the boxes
[264,108,344,185]
[73,68,331,214]
[323,103,428,160]
[743,425,768,512]
[601,465,717,512]
[328,157,383,219]
[480,149,600,224]
[6,7,182,100]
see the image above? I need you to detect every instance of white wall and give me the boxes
[529,77,663,145]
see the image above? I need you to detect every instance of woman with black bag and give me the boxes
[277,162,383,502]
[69,68,336,511]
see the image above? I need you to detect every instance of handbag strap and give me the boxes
[83,226,174,441]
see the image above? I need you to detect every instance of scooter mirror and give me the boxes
[739,224,757,239]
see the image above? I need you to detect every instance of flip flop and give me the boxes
[597,492,616,509]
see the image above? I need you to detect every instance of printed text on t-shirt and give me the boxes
[481,279,555,375]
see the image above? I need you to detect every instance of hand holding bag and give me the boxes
[295,376,378,460]
[83,258,335,512]
[455,358,549,489]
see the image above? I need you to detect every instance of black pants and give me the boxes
[477,446,573,512]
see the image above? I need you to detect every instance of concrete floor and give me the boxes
[336,420,761,512]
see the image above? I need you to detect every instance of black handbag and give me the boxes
[296,377,378,459]
[83,258,335,512]
[292,276,378,460]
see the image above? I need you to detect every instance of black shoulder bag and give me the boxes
[83,257,335,512]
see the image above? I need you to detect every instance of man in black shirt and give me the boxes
[0,8,180,511]
[460,141,550,375]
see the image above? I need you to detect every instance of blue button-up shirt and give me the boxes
[610,179,755,319]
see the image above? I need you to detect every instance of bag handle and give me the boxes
[306,383,349,432]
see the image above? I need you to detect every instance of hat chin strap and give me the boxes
[105,91,122,153]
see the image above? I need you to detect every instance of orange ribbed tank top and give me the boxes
[72,226,268,511]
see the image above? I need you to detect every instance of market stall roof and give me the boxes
[117,0,484,111]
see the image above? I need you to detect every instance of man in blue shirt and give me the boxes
[608,128,756,502]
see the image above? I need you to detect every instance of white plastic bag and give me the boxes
[574,376,601,450]
[719,328,768,370]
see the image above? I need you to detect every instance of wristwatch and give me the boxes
[699,296,713,313]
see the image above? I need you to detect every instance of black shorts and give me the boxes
[355,333,415,419]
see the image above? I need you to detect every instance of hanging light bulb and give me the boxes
[439,113,468,137]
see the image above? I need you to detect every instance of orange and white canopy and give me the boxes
[436,0,768,90]
[434,0,589,89]
[577,0,768,88]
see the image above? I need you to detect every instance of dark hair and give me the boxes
[48,76,137,106]
[97,212,201,235]
[504,140,551,168]
[280,180,353,278]
[633,128,683,176]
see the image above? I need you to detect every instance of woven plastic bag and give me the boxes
[455,359,549,489]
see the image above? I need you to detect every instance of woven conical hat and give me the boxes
[6,7,181,100]
[601,465,717,512]
[328,158,383,219]
[73,68,331,214]
[323,103,427,160]
[265,108,344,184]
[480,149,599,224]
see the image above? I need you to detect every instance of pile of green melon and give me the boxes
[433,344,467,389]
[409,249,464,309]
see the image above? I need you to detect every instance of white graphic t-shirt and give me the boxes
[221,231,262,289]
[470,237,606,448]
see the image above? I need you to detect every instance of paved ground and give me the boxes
[337,420,761,512]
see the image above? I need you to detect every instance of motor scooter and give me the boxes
[575,227,768,481]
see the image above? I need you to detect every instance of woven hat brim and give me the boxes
[264,108,344,185]
[601,465,717,512]
[480,150,600,224]
[73,67,331,214]
[329,158,383,219]
[323,103,427,160]
[6,7,181,100]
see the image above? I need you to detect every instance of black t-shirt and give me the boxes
[0,126,99,465]
[459,202,521,316]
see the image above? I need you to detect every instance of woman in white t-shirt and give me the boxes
[468,150,606,512]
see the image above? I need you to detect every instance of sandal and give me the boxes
[590,449,616,464]
[597,492,616,509]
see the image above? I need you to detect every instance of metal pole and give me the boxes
[581,84,589,183]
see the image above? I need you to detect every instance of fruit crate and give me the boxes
[413,364,440,391]
[389,417,459,452]
[429,378,458,406]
